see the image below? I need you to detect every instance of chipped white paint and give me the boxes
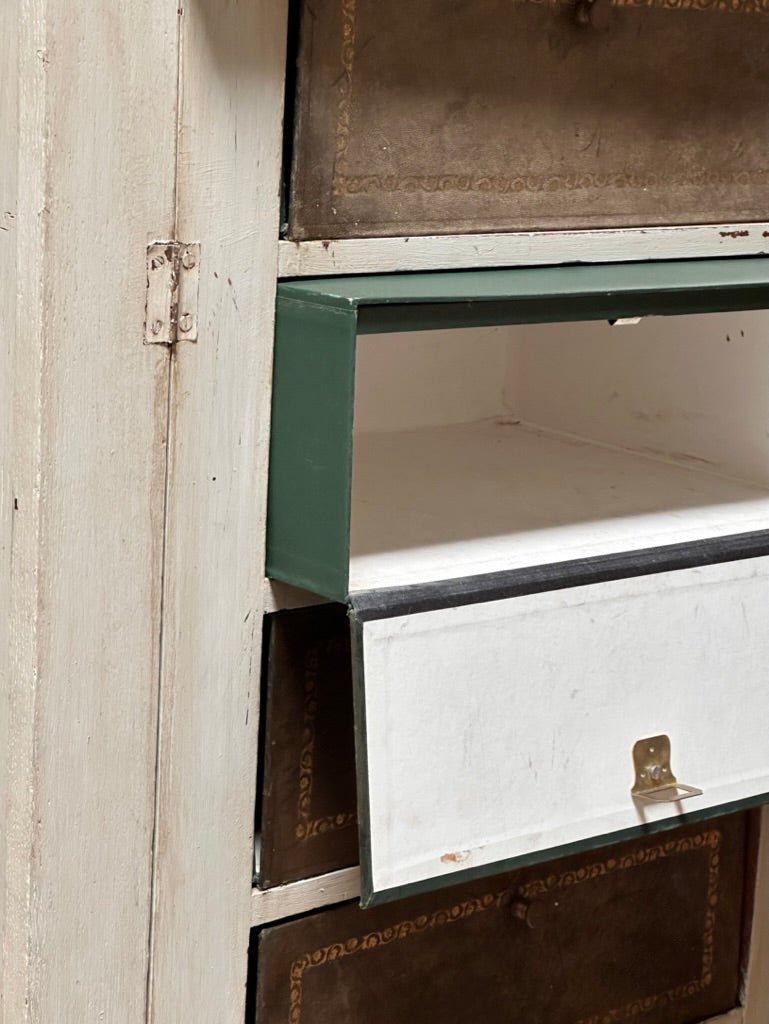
[278,223,769,278]
[147,1,288,1020]
[359,559,769,898]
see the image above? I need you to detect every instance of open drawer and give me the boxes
[349,544,769,904]
[267,259,769,600]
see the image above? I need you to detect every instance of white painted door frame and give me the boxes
[146,2,288,1021]
[1,2,289,1018]
[1,0,178,1019]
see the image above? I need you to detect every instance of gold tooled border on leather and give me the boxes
[295,644,356,842]
[330,0,769,200]
[287,829,721,1024]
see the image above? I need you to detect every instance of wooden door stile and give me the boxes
[1,0,179,1019]
[147,1,289,1020]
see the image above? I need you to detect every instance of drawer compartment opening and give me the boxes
[257,605,359,891]
[266,261,769,600]
[350,310,769,592]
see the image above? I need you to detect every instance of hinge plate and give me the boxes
[145,241,200,345]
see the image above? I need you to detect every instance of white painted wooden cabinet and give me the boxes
[1,2,767,1022]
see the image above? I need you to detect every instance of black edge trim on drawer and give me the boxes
[349,530,769,621]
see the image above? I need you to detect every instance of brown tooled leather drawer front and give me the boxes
[286,0,769,240]
[258,606,358,888]
[256,814,751,1024]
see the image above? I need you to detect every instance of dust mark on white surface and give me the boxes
[441,850,470,864]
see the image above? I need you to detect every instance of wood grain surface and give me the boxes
[1,1,178,1018]
[147,0,288,1019]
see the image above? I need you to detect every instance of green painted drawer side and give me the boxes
[355,284,769,333]
[266,297,358,601]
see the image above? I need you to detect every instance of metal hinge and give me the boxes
[145,241,201,345]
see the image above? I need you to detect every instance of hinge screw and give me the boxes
[151,319,164,336]
[150,254,165,270]
[178,313,193,333]
[181,249,197,270]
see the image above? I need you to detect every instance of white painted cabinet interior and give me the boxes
[351,311,769,590]
[355,557,769,902]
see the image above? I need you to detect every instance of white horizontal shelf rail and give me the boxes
[251,866,361,927]
[278,223,769,278]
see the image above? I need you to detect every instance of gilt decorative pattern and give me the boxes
[614,0,768,9]
[331,0,768,199]
[286,830,722,1024]
[295,645,356,842]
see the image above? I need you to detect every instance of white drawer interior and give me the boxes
[352,556,769,904]
[350,311,769,591]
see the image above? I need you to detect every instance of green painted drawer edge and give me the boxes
[266,260,769,598]
[280,257,769,333]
